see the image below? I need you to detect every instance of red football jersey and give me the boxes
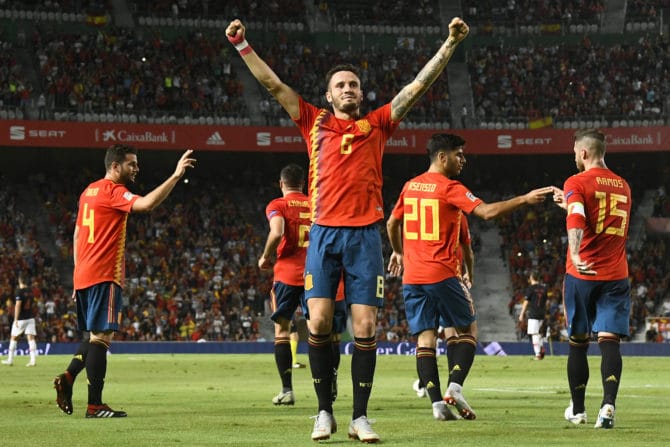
[293,97,399,226]
[392,172,482,284]
[563,167,631,280]
[265,191,311,285]
[73,178,138,289]
[456,215,471,263]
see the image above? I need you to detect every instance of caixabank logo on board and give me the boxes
[94,128,175,143]
[9,125,66,141]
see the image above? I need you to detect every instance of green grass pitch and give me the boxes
[1,353,668,446]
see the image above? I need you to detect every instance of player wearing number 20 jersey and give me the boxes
[391,172,481,286]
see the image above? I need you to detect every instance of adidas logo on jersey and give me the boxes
[206,132,226,145]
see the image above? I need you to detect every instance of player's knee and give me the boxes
[306,316,332,334]
[568,335,590,347]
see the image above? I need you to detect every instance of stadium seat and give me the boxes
[206,116,214,125]
[494,122,503,130]
[0,110,6,119]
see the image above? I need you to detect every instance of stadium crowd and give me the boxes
[2,1,667,128]
[469,34,669,125]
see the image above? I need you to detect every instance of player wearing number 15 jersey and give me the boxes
[555,129,632,429]
[53,144,195,419]
[387,133,555,421]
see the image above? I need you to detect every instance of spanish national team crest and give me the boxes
[356,119,371,135]
[305,274,313,291]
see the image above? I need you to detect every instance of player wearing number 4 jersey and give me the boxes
[53,144,195,418]
[387,133,555,422]
[227,14,470,444]
[552,129,632,429]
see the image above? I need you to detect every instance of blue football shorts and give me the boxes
[304,224,384,308]
[270,281,304,323]
[563,274,631,337]
[403,277,476,336]
[76,282,123,333]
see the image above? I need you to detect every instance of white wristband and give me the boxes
[235,39,249,52]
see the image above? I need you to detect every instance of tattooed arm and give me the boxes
[390,17,469,122]
[568,228,596,275]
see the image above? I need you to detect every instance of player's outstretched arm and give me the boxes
[471,186,554,221]
[226,19,300,119]
[390,17,469,122]
[132,150,196,213]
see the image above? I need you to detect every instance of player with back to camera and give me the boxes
[258,163,312,406]
[53,144,195,418]
[553,129,632,429]
[226,15,470,443]
[387,133,555,422]
[259,164,347,406]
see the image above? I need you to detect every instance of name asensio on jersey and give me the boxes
[408,182,437,192]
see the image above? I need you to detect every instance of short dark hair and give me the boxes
[325,63,360,90]
[280,163,305,188]
[426,133,466,161]
[104,144,138,170]
[574,129,605,157]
